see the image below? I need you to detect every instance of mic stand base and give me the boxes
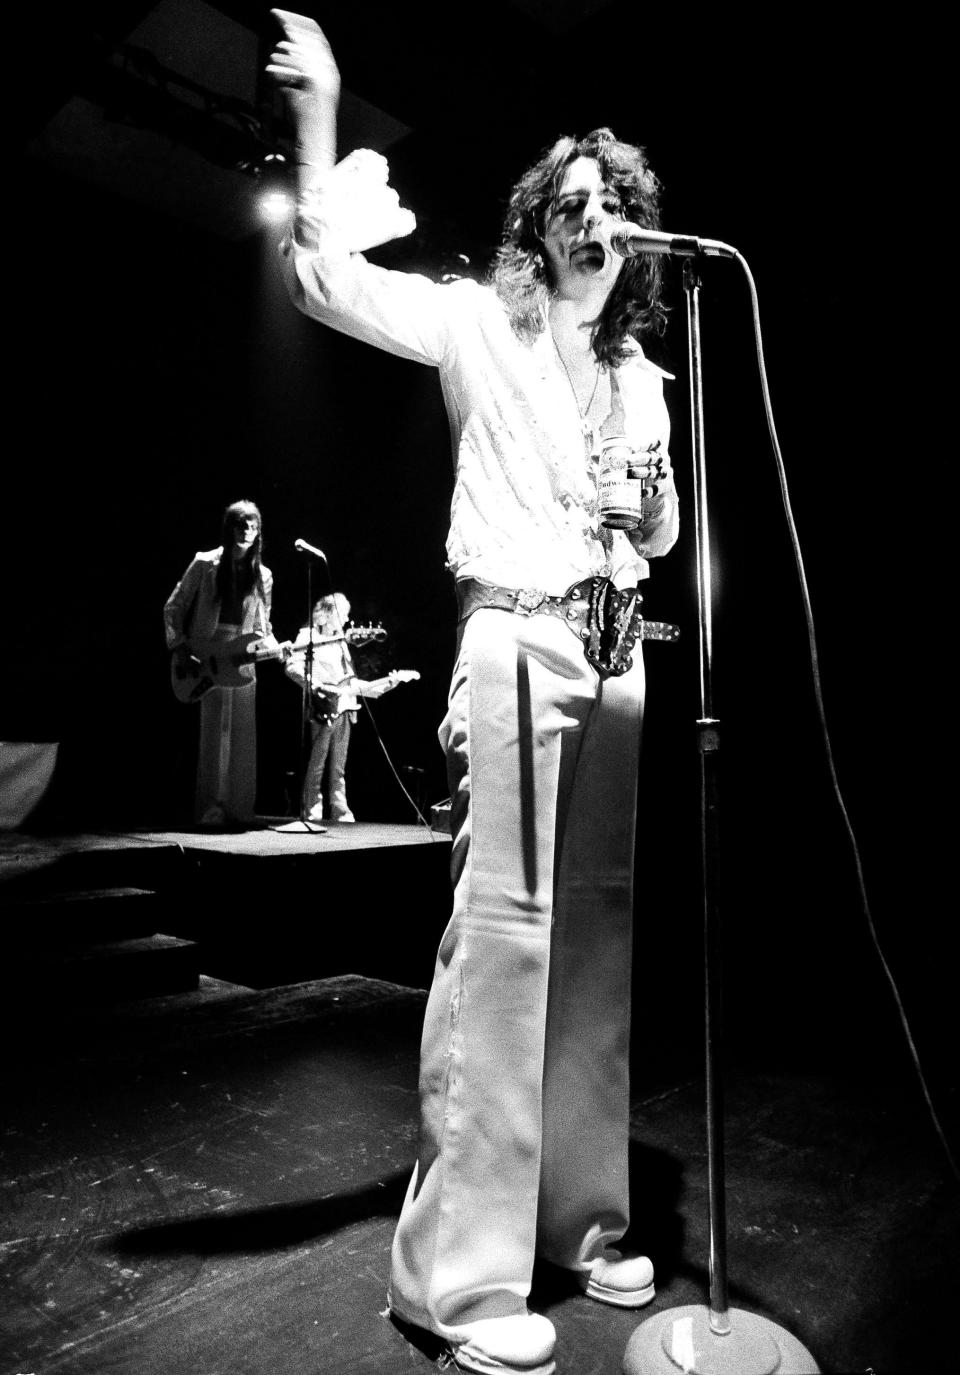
[623,1304,818,1375]
[269,818,328,834]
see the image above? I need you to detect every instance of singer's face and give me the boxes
[542,157,625,302]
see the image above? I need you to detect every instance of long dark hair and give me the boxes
[490,127,667,366]
[215,499,264,603]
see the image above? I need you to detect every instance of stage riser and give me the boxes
[1,837,455,997]
[175,845,454,992]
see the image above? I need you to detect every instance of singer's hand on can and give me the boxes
[267,10,341,103]
[627,442,671,499]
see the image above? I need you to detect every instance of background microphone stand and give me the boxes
[271,544,328,835]
[623,255,819,1375]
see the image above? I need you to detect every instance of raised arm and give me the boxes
[266,14,462,368]
[266,10,340,197]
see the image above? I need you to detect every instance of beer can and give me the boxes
[597,436,642,529]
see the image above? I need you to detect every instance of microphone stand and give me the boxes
[623,256,819,1374]
[271,549,328,835]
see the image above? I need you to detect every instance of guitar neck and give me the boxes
[364,671,419,694]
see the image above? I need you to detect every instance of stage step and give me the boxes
[4,885,169,944]
[2,885,204,1009]
[108,972,257,1014]
[9,932,202,1006]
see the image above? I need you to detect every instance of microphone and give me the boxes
[294,539,327,560]
[610,223,736,260]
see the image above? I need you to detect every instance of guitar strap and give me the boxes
[254,572,271,637]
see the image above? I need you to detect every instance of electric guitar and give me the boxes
[171,624,386,704]
[311,669,420,726]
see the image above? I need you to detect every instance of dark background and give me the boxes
[4,4,948,1074]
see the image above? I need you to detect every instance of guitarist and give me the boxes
[284,591,394,824]
[164,499,278,828]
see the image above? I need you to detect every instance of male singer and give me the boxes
[268,12,679,1374]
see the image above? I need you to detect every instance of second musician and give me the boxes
[285,591,392,823]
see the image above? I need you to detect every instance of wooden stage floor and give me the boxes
[1,967,958,1374]
[1,825,957,1373]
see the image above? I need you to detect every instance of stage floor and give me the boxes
[0,973,956,1374]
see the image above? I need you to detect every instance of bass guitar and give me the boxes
[171,624,386,704]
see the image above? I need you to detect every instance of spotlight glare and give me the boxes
[259,189,294,224]
[251,150,293,226]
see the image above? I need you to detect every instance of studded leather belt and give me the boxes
[455,575,680,679]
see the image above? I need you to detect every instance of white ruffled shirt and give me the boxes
[279,155,678,594]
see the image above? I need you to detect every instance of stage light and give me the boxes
[254,152,293,224]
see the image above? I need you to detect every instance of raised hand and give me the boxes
[266,10,340,102]
[266,10,340,177]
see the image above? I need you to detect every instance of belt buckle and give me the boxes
[515,588,546,615]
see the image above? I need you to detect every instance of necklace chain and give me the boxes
[551,332,601,435]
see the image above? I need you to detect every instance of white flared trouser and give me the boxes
[389,606,645,1336]
[194,624,257,826]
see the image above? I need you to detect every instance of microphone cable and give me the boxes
[732,248,959,1183]
[359,689,439,836]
